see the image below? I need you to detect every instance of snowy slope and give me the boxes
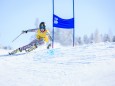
[0,42,115,86]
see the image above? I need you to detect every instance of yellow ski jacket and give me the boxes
[36,29,50,43]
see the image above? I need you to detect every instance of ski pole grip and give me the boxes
[22,30,28,33]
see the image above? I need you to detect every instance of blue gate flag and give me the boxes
[53,14,74,29]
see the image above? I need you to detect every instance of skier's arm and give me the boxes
[22,28,38,33]
[46,32,52,41]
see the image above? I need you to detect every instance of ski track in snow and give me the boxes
[0,42,115,86]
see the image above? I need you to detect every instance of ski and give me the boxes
[0,52,26,57]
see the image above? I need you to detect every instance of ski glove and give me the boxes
[22,30,28,33]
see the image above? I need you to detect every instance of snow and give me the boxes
[0,42,115,86]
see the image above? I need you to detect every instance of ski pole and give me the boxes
[12,32,23,42]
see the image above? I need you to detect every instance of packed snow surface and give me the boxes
[0,42,115,86]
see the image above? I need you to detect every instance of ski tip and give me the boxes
[8,52,14,55]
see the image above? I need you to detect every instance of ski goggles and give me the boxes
[40,26,45,29]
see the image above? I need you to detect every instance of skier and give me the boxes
[9,22,52,55]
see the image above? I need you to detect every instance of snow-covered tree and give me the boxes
[112,36,115,42]
[83,35,89,44]
[100,34,103,42]
[54,28,61,42]
[89,33,94,43]
[3,46,12,50]
[54,28,73,46]
[94,29,100,43]
[76,37,83,45]
[108,29,113,42]
[103,34,110,42]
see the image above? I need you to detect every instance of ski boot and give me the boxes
[47,43,51,49]
[9,48,22,55]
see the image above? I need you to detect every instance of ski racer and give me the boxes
[9,22,52,55]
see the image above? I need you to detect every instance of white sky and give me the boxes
[0,0,115,48]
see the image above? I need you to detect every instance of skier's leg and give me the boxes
[19,39,38,51]
[24,39,40,52]
[25,43,38,52]
[25,39,45,52]
[43,36,52,49]
[35,38,45,46]
[9,39,37,55]
[46,40,51,49]
[9,39,45,55]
